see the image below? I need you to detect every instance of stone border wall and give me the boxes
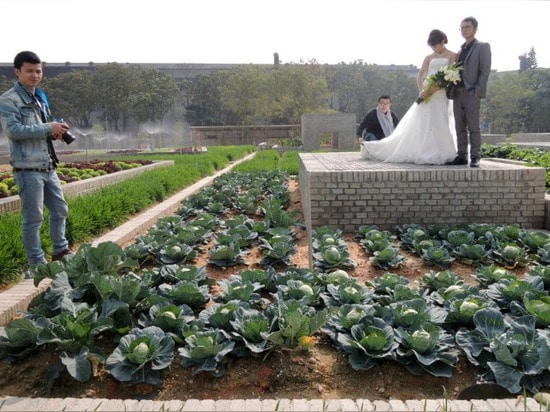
[299,153,546,261]
[0,160,174,214]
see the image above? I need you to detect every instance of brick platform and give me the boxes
[299,152,546,233]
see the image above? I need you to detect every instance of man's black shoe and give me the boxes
[52,249,74,261]
[445,156,468,165]
[470,158,480,168]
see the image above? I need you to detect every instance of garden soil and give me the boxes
[1,177,525,402]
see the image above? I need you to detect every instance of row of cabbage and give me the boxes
[354,223,550,271]
[2,169,550,396]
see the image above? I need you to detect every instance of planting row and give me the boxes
[0,160,153,198]
[2,170,550,396]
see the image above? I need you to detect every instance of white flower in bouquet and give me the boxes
[417,62,463,104]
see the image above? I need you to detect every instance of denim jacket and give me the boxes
[0,82,54,169]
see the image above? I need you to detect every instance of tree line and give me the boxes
[0,58,549,139]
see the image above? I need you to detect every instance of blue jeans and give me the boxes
[13,170,69,266]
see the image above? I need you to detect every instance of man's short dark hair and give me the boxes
[462,16,478,29]
[14,51,41,69]
[378,95,391,102]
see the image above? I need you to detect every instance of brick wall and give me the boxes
[299,153,546,237]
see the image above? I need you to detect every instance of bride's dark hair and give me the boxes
[427,29,448,46]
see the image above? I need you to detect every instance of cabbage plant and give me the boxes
[369,247,406,270]
[473,265,516,287]
[106,326,175,385]
[214,278,263,304]
[394,322,459,377]
[157,281,210,309]
[381,298,447,328]
[266,300,327,349]
[179,328,235,377]
[321,281,373,307]
[491,243,528,268]
[359,229,395,254]
[274,279,322,307]
[421,246,454,269]
[230,307,274,355]
[337,316,398,371]
[322,303,376,342]
[137,301,195,343]
[444,295,498,327]
[486,276,546,308]
[259,233,296,266]
[453,243,488,265]
[455,308,550,393]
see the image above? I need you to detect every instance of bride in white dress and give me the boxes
[361,29,458,165]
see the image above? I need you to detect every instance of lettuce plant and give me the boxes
[106,325,175,385]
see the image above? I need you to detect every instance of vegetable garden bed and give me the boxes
[1,169,549,403]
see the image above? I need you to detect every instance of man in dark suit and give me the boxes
[447,16,491,168]
[356,95,400,141]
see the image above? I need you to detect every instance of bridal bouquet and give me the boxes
[416,62,463,104]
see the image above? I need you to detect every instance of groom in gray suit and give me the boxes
[447,16,491,168]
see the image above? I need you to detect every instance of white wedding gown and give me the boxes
[360,57,457,165]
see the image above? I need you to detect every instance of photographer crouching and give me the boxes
[0,51,74,269]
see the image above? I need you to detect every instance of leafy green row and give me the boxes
[0,146,254,285]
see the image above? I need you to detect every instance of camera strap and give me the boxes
[27,89,59,167]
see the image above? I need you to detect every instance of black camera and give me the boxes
[56,118,76,144]
[61,130,76,144]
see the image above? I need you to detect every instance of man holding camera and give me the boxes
[0,50,73,268]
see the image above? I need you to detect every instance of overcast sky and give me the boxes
[0,0,548,72]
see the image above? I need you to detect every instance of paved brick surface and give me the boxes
[0,152,542,411]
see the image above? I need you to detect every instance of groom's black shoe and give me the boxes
[470,158,480,168]
[445,156,468,165]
